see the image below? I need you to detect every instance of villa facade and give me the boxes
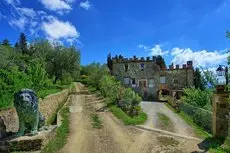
[110,55,194,100]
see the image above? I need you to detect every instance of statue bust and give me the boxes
[14,89,45,136]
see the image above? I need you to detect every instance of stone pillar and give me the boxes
[212,91,229,138]
[228,112,230,137]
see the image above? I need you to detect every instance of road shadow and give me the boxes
[195,137,227,153]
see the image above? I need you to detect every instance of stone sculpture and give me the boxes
[0,116,7,139]
[14,89,45,136]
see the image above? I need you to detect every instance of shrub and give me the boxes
[109,105,147,125]
[179,102,212,133]
[99,75,121,104]
[182,87,212,109]
[119,88,142,116]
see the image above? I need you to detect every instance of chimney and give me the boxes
[187,61,193,68]
[133,56,137,61]
[176,65,179,69]
[170,63,174,70]
[183,64,186,69]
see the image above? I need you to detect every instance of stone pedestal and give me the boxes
[0,125,57,152]
[212,91,229,138]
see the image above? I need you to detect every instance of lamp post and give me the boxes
[216,65,229,92]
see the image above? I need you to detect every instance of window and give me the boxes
[148,79,154,87]
[139,80,147,87]
[131,78,136,84]
[124,78,130,85]
[140,63,145,70]
[125,64,128,72]
[160,76,166,84]
[131,78,136,87]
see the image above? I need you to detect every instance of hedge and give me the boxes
[179,102,213,133]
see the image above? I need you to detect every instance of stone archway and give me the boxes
[157,89,169,101]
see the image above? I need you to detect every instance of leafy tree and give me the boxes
[200,67,217,87]
[194,68,205,90]
[30,39,53,60]
[0,36,81,109]
[99,75,121,104]
[182,87,212,108]
[46,45,80,84]
[121,88,142,116]
[2,39,10,46]
[84,63,108,89]
[156,55,166,69]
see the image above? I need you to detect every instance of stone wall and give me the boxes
[0,85,74,133]
[39,88,71,124]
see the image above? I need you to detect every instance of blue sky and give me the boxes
[0,0,229,68]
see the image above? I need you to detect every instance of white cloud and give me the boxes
[138,44,150,51]
[64,0,75,3]
[42,17,80,42]
[80,1,91,10]
[9,17,26,31]
[4,0,20,6]
[150,44,169,56]
[16,7,36,18]
[39,0,72,12]
[171,47,228,68]
[3,1,81,45]
[138,44,169,56]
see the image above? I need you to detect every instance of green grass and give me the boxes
[109,105,147,125]
[37,88,62,99]
[91,113,103,129]
[157,112,174,131]
[165,103,230,153]
[42,107,70,153]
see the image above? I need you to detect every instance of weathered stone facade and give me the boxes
[111,56,194,100]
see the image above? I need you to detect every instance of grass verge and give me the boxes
[37,88,62,99]
[165,103,230,153]
[91,113,103,129]
[42,107,70,153]
[157,112,174,132]
[109,105,147,125]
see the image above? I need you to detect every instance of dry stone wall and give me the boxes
[0,84,75,133]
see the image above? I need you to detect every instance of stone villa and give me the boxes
[110,55,194,100]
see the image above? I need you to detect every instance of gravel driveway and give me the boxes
[140,101,196,137]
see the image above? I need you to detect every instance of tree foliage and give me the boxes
[99,75,121,104]
[156,55,166,69]
[2,39,10,46]
[194,68,205,90]
[0,33,81,109]
[182,87,212,108]
[83,63,108,89]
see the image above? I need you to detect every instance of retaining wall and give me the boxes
[0,84,75,132]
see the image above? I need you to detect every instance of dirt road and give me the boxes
[60,83,206,153]
[140,101,196,137]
